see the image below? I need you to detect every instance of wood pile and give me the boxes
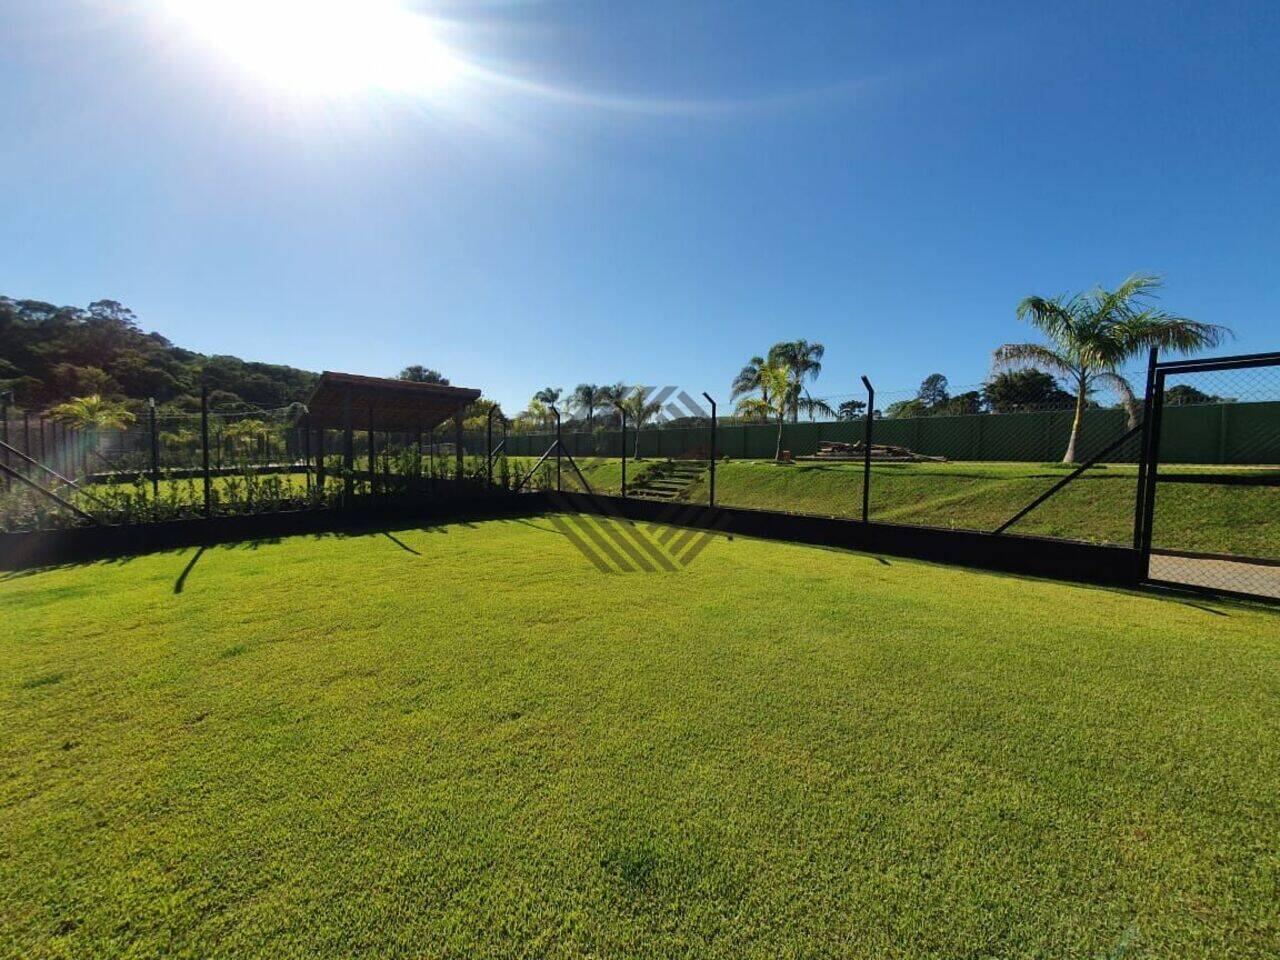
[799,440,947,463]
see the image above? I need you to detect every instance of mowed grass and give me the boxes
[3,518,1278,959]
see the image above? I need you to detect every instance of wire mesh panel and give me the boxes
[1145,357,1280,601]
[0,396,510,531]
[0,407,97,531]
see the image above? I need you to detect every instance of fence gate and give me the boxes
[1137,351,1280,602]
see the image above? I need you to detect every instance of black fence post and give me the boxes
[342,389,354,504]
[303,413,312,494]
[1133,347,1159,551]
[702,392,717,507]
[860,375,874,523]
[148,398,160,497]
[486,406,496,486]
[618,404,627,498]
[200,384,212,517]
[1136,369,1167,580]
[454,405,464,483]
[551,404,562,492]
[412,422,422,493]
[0,391,9,489]
[428,428,435,488]
[315,425,326,493]
[368,406,377,498]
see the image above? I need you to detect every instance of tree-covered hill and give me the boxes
[0,296,319,414]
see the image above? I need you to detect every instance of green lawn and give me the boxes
[2,518,1277,958]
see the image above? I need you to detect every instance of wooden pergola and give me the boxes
[305,371,482,495]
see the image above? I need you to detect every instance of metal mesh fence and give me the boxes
[501,373,1154,542]
[1145,361,1280,600]
[3,359,1276,602]
[0,401,506,531]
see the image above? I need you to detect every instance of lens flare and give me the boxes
[160,0,463,97]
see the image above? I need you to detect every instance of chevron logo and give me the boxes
[544,491,730,573]
[631,386,709,424]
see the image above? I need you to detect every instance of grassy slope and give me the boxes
[3,519,1278,959]
[683,460,1277,557]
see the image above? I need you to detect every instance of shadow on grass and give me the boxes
[381,532,421,555]
[174,546,205,594]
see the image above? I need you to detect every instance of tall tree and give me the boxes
[398,365,449,384]
[532,386,562,407]
[982,369,1075,413]
[571,383,603,428]
[995,275,1229,462]
[47,394,136,430]
[836,399,867,421]
[1164,384,1223,406]
[730,356,769,403]
[618,389,664,459]
[733,363,794,460]
[917,373,950,409]
[766,340,825,421]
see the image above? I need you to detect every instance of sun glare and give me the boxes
[161,0,464,97]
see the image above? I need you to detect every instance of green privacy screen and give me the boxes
[499,401,1280,465]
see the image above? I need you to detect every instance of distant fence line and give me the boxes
[500,401,1280,464]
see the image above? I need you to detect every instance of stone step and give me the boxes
[631,489,680,500]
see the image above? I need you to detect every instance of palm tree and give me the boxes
[731,356,768,403]
[571,383,603,428]
[797,390,836,422]
[995,275,1229,462]
[522,398,550,429]
[767,340,825,421]
[532,387,562,407]
[224,418,269,457]
[733,363,793,460]
[618,389,664,460]
[48,394,136,430]
[598,382,627,405]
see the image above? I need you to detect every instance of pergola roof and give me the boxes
[306,372,481,432]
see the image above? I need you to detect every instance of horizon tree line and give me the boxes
[14,276,1232,466]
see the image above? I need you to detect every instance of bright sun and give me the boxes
[161,0,464,97]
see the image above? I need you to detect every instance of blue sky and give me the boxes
[2,0,1277,410]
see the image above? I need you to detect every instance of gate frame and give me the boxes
[1135,348,1280,596]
